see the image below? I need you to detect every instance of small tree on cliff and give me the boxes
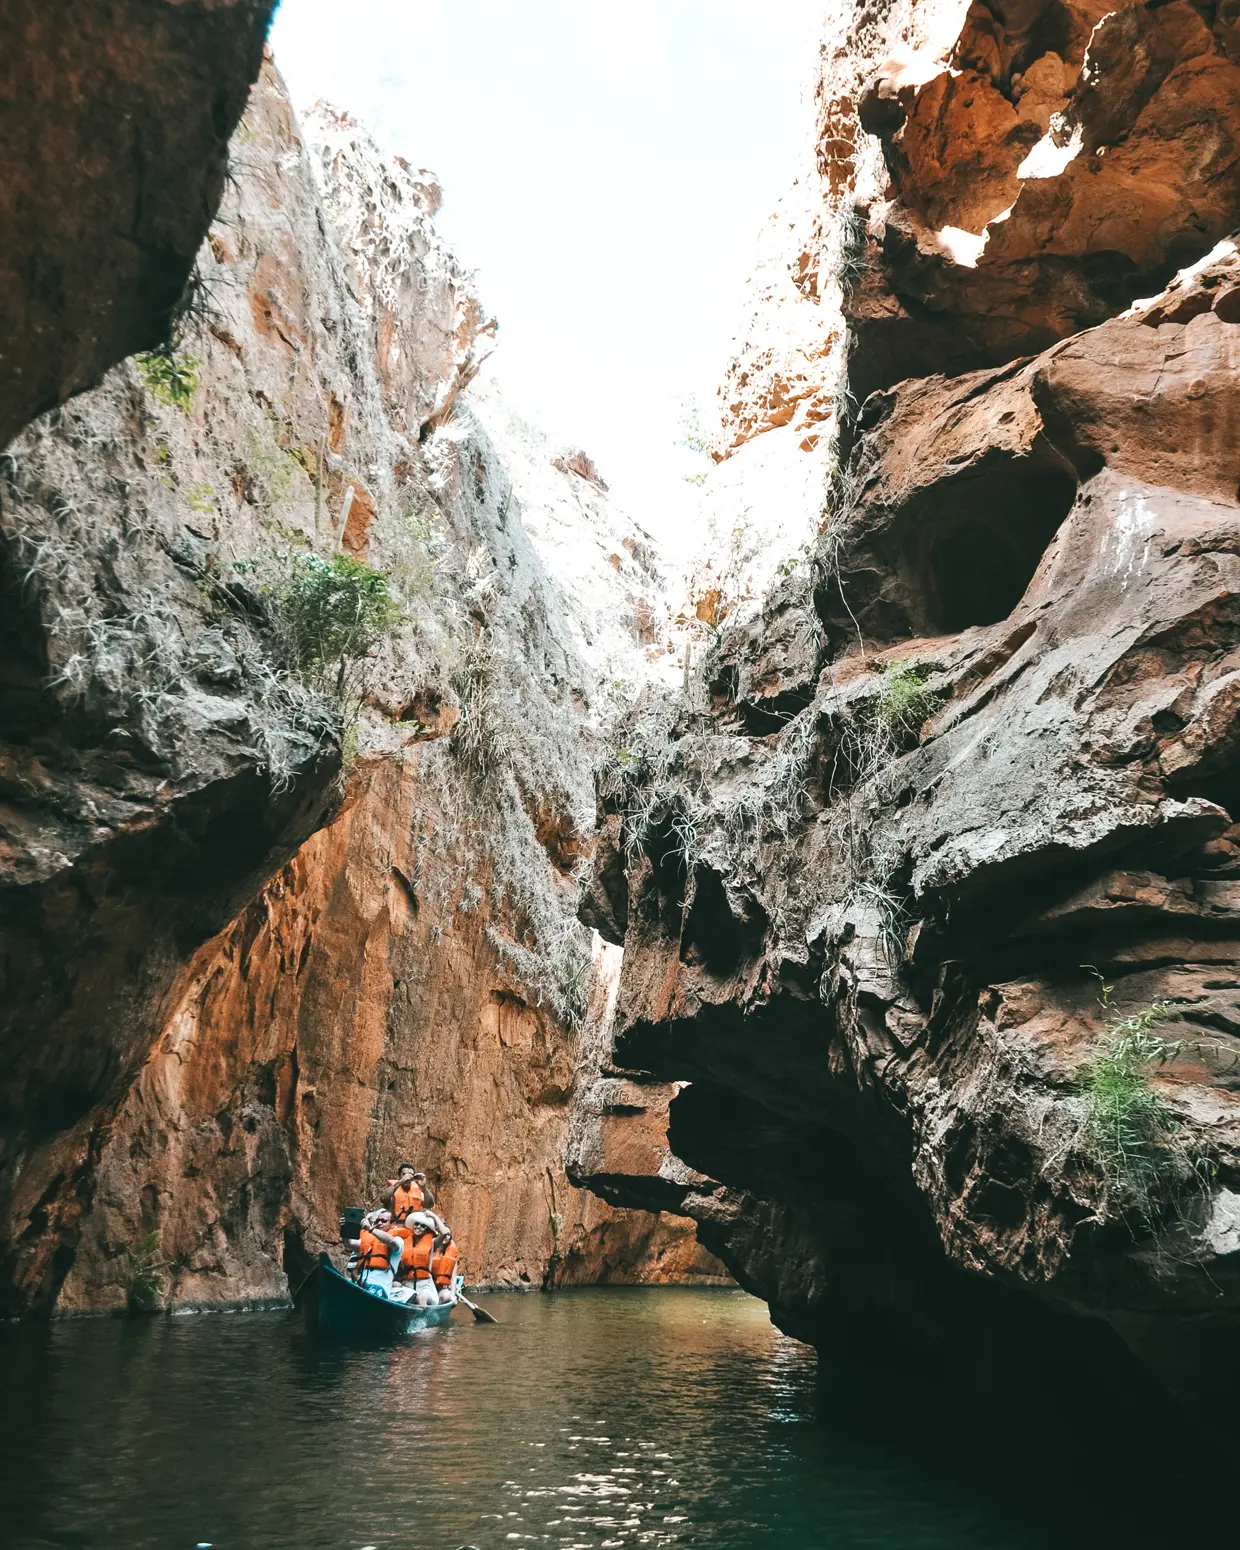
[233,548,401,747]
[272,550,399,695]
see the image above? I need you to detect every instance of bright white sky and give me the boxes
[269,1,821,556]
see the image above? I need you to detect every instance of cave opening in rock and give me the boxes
[915,460,1077,632]
[679,866,766,978]
[641,811,690,934]
[738,685,816,736]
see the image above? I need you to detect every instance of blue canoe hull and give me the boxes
[310,1260,457,1341]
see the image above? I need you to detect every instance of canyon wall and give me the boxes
[572,0,1240,1427]
[2,56,721,1314]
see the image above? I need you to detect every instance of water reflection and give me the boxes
[0,1288,1107,1549]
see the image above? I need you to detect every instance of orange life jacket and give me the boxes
[431,1239,459,1289]
[388,1224,412,1276]
[357,1228,394,1273]
[390,1225,434,1281]
[390,1227,427,1277]
[392,1181,424,1222]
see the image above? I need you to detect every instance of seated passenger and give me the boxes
[396,1220,441,1308]
[407,1205,450,1240]
[382,1222,413,1304]
[352,1210,402,1296]
[430,1236,460,1302]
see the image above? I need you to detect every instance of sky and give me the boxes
[269,1,821,555]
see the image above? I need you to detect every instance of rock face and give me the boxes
[842,0,1240,398]
[0,0,277,448]
[1,59,720,1313]
[0,47,343,1315]
[56,780,723,1310]
[572,0,1240,1428]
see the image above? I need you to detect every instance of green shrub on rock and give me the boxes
[126,1230,170,1314]
[876,661,935,738]
[270,550,399,696]
[1079,987,1213,1233]
[136,348,200,411]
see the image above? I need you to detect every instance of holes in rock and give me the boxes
[399,688,439,722]
[709,663,739,704]
[680,866,766,979]
[389,866,418,913]
[739,686,815,737]
[917,461,1077,633]
[529,800,586,875]
[641,812,689,930]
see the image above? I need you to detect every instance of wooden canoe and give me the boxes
[307,1259,459,1340]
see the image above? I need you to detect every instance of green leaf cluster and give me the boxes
[876,661,935,737]
[136,349,200,411]
[126,1230,171,1313]
[271,551,399,690]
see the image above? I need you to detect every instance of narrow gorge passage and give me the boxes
[4,0,1240,1545]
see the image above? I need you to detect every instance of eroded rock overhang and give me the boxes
[0,1,278,449]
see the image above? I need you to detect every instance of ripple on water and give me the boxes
[1,1287,1078,1550]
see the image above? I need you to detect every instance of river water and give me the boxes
[0,1287,1198,1550]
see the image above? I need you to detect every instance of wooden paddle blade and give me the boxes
[469,1303,498,1324]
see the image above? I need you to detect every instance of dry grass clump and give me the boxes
[2,408,341,794]
[830,205,868,300]
[449,629,514,782]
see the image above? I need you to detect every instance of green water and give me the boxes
[0,1288,1195,1549]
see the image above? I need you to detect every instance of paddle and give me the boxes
[457,1291,498,1325]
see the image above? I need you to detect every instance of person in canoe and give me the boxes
[431,1234,460,1302]
[350,1209,403,1295]
[384,1163,431,1223]
[388,1215,435,1306]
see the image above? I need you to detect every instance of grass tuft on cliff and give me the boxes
[1080,990,1210,1231]
[876,661,935,738]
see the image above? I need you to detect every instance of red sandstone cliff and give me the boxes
[2,57,721,1313]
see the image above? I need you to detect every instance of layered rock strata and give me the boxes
[573,0,1240,1426]
[1,59,719,1313]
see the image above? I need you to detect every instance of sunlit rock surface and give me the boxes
[573,0,1240,1427]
